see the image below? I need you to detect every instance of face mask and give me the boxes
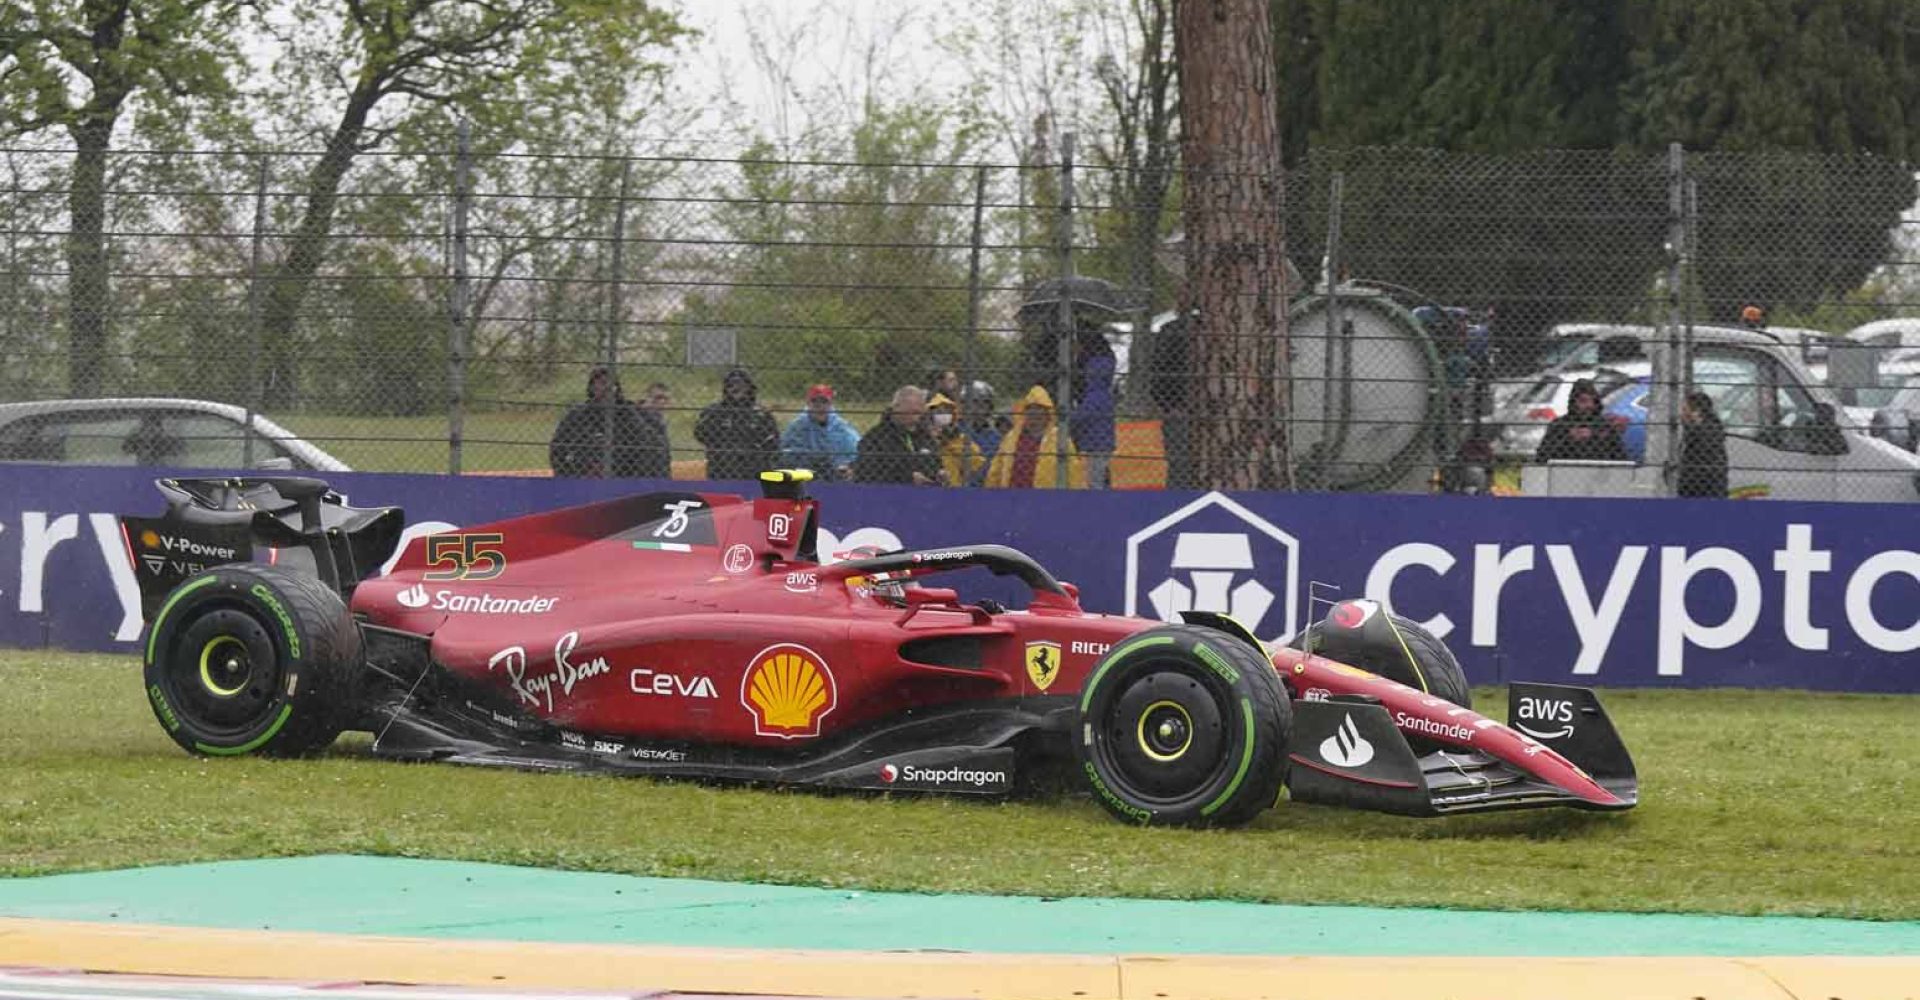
[932,412,953,428]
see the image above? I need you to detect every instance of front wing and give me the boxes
[1283,683,1639,816]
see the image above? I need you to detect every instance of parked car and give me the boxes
[1491,364,1643,458]
[0,398,348,471]
[1601,376,1653,462]
[1488,324,1653,415]
[1846,317,1920,354]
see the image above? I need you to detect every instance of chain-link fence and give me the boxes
[1,136,1915,500]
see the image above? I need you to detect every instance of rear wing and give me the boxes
[120,476,404,617]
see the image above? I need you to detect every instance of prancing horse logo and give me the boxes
[1025,641,1062,692]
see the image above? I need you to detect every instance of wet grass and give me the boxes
[1,651,1913,919]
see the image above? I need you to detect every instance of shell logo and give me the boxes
[741,643,837,739]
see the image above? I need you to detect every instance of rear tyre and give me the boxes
[143,564,360,757]
[1289,600,1470,752]
[1076,625,1290,827]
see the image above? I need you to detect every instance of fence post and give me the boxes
[601,158,633,478]
[963,165,988,409]
[1317,170,1346,488]
[1657,142,1686,485]
[1054,133,1076,489]
[448,120,473,476]
[3,156,18,396]
[243,156,269,468]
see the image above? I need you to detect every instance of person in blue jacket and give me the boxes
[1068,328,1117,488]
[779,383,861,479]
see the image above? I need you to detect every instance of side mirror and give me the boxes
[255,456,294,471]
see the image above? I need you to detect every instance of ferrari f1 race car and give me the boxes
[122,471,1637,826]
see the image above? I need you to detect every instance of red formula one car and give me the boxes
[122,472,1637,826]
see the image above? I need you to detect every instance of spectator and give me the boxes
[638,382,672,437]
[694,367,779,480]
[959,380,1002,485]
[123,412,185,466]
[987,385,1086,489]
[1535,378,1628,463]
[549,365,668,478]
[926,367,962,403]
[1068,327,1117,488]
[855,385,941,485]
[1677,390,1727,498]
[928,392,986,488]
[1740,304,1767,330]
[779,383,861,480]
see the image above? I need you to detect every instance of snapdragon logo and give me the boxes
[879,763,1008,787]
[1126,492,1299,641]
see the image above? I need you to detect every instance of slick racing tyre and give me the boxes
[1076,625,1291,828]
[143,563,360,757]
[1289,599,1470,753]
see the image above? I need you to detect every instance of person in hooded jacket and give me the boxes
[927,391,986,487]
[987,384,1087,489]
[549,365,669,478]
[694,367,779,480]
[1677,390,1728,498]
[1535,377,1628,464]
[779,383,861,479]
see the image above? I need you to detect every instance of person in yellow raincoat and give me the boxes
[927,392,987,487]
[986,385,1087,489]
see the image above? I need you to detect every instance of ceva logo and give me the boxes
[1125,492,1299,641]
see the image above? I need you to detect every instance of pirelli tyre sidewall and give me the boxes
[143,564,359,757]
[1076,625,1291,828]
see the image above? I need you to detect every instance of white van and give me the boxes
[1522,326,1920,502]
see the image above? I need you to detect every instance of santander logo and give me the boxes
[1319,713,1376,768]
[397,583,430,608]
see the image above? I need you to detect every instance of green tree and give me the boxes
[248,0,687,404]
[1270,0,1918,344]
[688,103,998,406]
[0,0,245,395]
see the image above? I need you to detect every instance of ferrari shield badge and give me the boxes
[1025,640,1063,692]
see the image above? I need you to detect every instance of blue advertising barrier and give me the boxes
[3,465,1916,691]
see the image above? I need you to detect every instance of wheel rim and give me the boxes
[1095,663,1230,803]
[1135,699,1194,762]
[198,635,252,697]
[161,606,285,738]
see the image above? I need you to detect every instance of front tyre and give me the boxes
[143,564,360,757]
[1076,625,1291,828]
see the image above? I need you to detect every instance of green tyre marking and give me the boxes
[1200,698,1257,817]
[195,704,294,756]
[1079,635,1176,713]
[1193,642,1241,684]
[146,575,218,663]
[147,683,182,732]
[1082,761,1152,824]
[248,583,302,659]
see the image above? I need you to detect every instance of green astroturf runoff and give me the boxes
[0,856,1914,957]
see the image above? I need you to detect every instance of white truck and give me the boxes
[1522,325,1920,502]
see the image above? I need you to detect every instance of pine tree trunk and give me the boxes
[1174,0,1292,490]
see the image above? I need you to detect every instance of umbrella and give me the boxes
[1016,275,1141,317]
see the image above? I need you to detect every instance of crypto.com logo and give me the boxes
[1125,492,1299,641]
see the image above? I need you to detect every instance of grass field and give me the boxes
[1,650,1913,919]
